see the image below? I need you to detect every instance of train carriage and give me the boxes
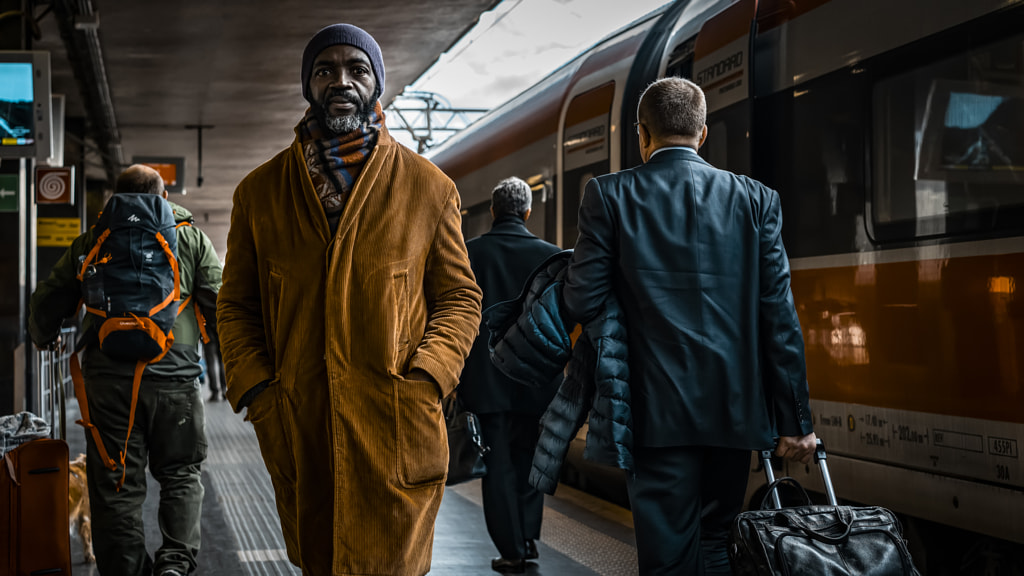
[430,0,1024,569]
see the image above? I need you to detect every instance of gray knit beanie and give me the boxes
[301,24,385,103]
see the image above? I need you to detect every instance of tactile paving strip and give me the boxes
[204,401,300,575]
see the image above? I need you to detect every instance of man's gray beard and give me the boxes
[325,113,363,135]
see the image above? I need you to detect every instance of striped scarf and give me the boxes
[298,101,384,229]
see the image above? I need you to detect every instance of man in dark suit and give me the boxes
[459,177,561,574]
[562,77,818,575]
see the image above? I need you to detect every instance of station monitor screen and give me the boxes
[0,51,53,161]
[133,156,186,194]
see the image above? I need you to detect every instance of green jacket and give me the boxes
[29,201,223,382]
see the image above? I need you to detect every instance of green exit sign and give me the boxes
[0,174,18,212]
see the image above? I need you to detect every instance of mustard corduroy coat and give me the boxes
[217,124,482,575]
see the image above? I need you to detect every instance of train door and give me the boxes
[560,82,615,247]
[692,0,755,175]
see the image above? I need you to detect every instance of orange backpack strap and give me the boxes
[148,231,181,316]
[177,294,192,315]
[116,360,147,492]
[70,353,118,472]
[189,297,211,344]
[77,228,111,281]
[175,221,192,229]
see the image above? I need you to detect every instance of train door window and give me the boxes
[872,33,1024,241]
[751,68,869,259]
[666,36,696,80]
[461,201,492,240]
[701,102,750,176]
[561,83,615,246]
[524,175,553,241]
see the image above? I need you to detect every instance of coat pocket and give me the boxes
[249,384,298,489]
[265,269,284,360]
[394,376,447,488]
[391,269,411,372]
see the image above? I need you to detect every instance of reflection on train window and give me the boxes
[873,34,1024,239]
[704,121,727,169]
[666,36,696,80]
[700,101,749,176]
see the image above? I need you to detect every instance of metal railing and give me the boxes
[35,326,76,441]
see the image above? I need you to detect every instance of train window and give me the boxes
[872,33,1024,240]
[701,101,750,176]
[751,68,869,259]
[666,36,696,80]
[562,83,615,246]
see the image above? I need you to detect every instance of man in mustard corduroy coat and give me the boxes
[217,24,482,576]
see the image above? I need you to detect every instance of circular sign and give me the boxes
[38,172,67,201]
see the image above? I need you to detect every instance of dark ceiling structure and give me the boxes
[30,0,499,256]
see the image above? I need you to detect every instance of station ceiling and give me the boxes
[32,0,498,257]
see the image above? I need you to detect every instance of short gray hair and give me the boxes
[491,177,532,218]
[115,164,165,195]
[637,77,706,140]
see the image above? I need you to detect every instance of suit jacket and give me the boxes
[563,147,814,450]
[459,217,561,415]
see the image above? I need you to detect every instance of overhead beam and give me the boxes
[50,0,123,183]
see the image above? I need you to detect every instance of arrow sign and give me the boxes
[0,174,19,212]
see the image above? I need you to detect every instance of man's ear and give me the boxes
[697,125,708,150]
[638,123,653,163]
[638,123,651,150]
[523,208,532,222]
[162,190,169,199]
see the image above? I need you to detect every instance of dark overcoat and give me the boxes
[459,216,560,415]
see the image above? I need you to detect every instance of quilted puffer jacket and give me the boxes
[484,250,633,494]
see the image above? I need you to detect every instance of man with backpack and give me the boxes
[28,164,223,576]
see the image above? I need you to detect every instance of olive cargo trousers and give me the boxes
[83,375,207,576]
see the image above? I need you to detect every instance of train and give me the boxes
[428,0,1024,572]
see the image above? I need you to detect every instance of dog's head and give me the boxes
[69,453,87,485]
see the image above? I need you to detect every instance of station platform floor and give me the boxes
[64,392,639,575]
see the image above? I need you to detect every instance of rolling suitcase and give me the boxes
[1,438,72,575]
[1,345,72,575]
[729,440,920,575]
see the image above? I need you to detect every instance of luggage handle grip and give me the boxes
[28,466,60,475]
[761,438,839,508]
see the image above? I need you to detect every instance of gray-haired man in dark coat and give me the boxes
[459,177,560,574]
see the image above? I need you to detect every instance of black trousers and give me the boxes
[204,339,226,395]
[476,411,545,560]
[628,445,751,576]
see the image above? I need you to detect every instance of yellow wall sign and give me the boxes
[37,217,81,247]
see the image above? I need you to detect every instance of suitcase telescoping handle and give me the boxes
[760,439,838,509]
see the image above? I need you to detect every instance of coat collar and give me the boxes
[644,146,709,168]
[485,216,535,238]
[290,121,397,243]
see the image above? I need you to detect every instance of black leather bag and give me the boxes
[730,444,920,576]
[443,396,490,486]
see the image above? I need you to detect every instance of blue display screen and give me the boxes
[0,62,35,146]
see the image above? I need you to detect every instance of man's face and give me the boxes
[308,44,377,136]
